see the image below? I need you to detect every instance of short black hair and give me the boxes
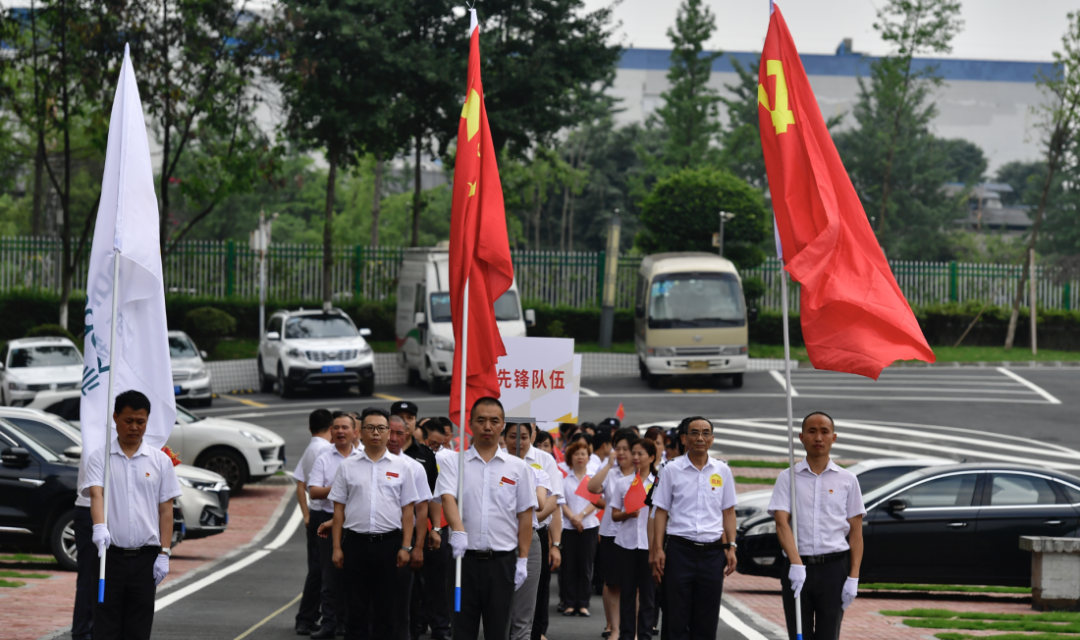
[360,407,390,425]
[802,411,836,431]
[471,396,504,416]
[438,417,453,435]
[503,421,535,436]
[331,410,356,427]
[612,427,638,450]
[592,430,612,449]
[309,409,333,435]
[114,390,151,415]
[569,432,592,447]
[534,430,554,448]
[683,416,714,431]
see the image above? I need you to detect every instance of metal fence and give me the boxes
[3,237,1077,311]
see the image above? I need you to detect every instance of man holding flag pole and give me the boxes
[76,43,180,640]
[758,3,935,639]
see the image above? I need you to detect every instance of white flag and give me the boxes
[80,44,175,462]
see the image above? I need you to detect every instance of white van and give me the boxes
[396,248,534,392]
[634,252,749,388]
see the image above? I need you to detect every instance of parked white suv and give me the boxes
[169,330,213,407]
[0,337,83,406]
[257,308,375,397]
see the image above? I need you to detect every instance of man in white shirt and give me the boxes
[769,412,865,640]
[81,390,182,640]
[329,407,418,640]
[651,417,738,640]
[307,411,357,639]
[437,397,537,640]
[388,414,433,640]
[293,408,333,636]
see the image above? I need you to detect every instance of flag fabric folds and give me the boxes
[623,473,647,514]
[80,44,176,462]
[574,475,602,505]
[615,403,626,422]
[758,5,935,379]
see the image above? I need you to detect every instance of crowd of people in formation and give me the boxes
[70,389,864,640]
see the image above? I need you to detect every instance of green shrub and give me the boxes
[547,319,567,338]
[25,323,78,343]
[0,289,87,341]
[183,307,237,355]
[742,276,766,305]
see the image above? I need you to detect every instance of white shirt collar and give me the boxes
[356,448,391,463]
[466,446,509,463]
[331,445,354,459]
[795,458,842,476]
[671,453,721,472]
[110,437,153,459]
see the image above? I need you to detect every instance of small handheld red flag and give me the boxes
[758,5,934,379]
[615,403,625,422]
[574,474,602,505]
[623,473,647,514]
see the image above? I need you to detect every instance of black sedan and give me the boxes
[735,463,1080,586]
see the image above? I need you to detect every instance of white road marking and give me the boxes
[833,420,1080,461]
[225,407,341,420]
[788,394,1051,404]
[768,370,798,396]
[720,604,771,640]
[997,367,1062,404]
[155,506,305,612]
[791,387,1037,395]
[723,593,788,639]
[579,387,600,397]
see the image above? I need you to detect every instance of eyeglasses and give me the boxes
[686,430,711,439]
[361,425,389,433]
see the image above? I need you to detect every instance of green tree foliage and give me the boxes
[995,160,1046,205]
[183,306,236,355]
[719,56,767,191]
[636,167,768,271]
[939,137,988,184]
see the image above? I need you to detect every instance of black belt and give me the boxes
[464,549,515,560]
[669,535,727,551]
[106,545,160,557]
[803,551,848,565]
[343,529,401,543]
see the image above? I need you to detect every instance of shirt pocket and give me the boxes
[827,486,850,518]
[380,476,403,502]
[494,479,518,511]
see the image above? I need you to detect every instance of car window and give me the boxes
[175,405,204,423]
[0,421,60,462]
[268,316,282,334]
[895,473,979,508]
[169,336,198,358]
[648,272,745,328]
[4,417,77,455]
[1058,481,1080,504]
[856,466,920,496]
[494,291,520,321]
[9,345,82,368]
[45,398,82,422]
[285,315,357,339]
[430,293,452,323]
[989,474,1059,507]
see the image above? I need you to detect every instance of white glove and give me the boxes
[788,563,806,600]
[153,554,170,586]
[92,524,111,558]
[450,531,468,559]
[841,576,858,610]
[514,556,528,591]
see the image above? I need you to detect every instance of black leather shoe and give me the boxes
[557,602,567,613]
[295,622,312,636]
[310,627,336,640]
[335,623,345,637]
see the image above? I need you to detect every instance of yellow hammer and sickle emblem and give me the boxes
[757,60,795,135]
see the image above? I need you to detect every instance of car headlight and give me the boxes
[177,476,224,492]
[358,344,373,356]
[746,520,777,536]
[7,381,26,390]
[735,505,760,519]
[647,347,676,357]
[719,345,749,356]
[286,348,303,358]
[430,335,454,352]
[192,367,208,379]
[240,430,274,444]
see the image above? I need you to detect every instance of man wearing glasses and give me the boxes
[328,407,419,640]
[650,417,738,640]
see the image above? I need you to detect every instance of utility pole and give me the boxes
[598,211,621,349]
[717,211,736,258]
[251,211,277,340]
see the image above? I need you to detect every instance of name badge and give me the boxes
[386,472,399,479]
[500,477,516,486]
[709,473,723,491]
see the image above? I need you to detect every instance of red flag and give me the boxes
[449,10,515,428]
[758,5,934,379]
[623,473,647,514]
[574,474,602,505]
[615,403,625,422]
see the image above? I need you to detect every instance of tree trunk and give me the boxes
[57,0,71,330]
[30,0,43,238]
[159,0,171,253]
[371,153,383,247]
[31,142,44,236]
[411,136,421,247]
[877,55,915,241]
[533,179,541,249]
[559,184,569,253]
[322,156,338,312]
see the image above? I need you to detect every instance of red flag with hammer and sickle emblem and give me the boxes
[449,9,515,430]
[758,4,934,379]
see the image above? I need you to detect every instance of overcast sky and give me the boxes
[581,0,1071,62]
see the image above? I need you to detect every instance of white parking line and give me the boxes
[579,387,600,397]
[768,370,798,396]
[720,605,771,640]
[997,367,1062,404]
[791,387,1037,394]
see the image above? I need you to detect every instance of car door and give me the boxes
[974,471,1080,586]
[262,316,283,373]
[406,283,425,369]
[863,471,983,583]
[0,427,42,533]
[3,417,78,456]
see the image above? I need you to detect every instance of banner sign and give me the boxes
[496,337,578,423]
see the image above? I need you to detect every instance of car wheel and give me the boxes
[257,358,273,393]
[359,378,374,397]
[198,447,248,491]
[407,368,419,387]
[646,372,662,389]
[50,509,78,571]
[276,364,293,399]
[730,373,744,389]
[198,397,213,408]
[638,358,649,381]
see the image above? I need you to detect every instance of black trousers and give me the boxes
[93,549,157,640]
[663,541,725,640]
[298,510,328,627]
[73,507,95,640]
[452,553,515,640]
[530,526,551,640]
[317,513,345,630]
[780,556,849,640]
[394,564,414,640]
[618,546,654,640]
[342,531,401,640]
[416,537,451,640]
[561,526,598,609]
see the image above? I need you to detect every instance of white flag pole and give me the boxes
[455,278,469,612]
[97,250,121,603]
[780,260,802,640]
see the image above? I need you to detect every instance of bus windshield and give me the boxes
[648,273,745,329]
[428,291,520,323]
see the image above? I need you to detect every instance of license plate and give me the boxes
[688,361,708,370]
[173,385,182,395]
[321,364,345,373]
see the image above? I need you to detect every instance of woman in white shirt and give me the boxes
[610,439,658,640]
[560,440,601,617]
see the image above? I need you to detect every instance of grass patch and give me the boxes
[209,338,258,361]
[883,608,1080,633]
[936,634,1080,640]
[727,460,791,469]
[863,583,1030,594]
[0,579,25,588]
[0,570,51,579]
[370,340,398,354]
[0,554,55,563]
[882,609,1080,622]
[734,476,776,485]
[571,342,637,354]
[749,344,809,361]
[749,343,1080,363]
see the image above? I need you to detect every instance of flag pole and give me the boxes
[98,250,121,603]
[780,261,802,640]
[455,277,469,613]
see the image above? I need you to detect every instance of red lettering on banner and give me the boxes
[532,370,547,389]
[550,370,565,390]
[497,369,512,389]
[514,369,530,389]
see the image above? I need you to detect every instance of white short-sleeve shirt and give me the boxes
[531,466,553,530]
[308,446,354,514]
[294,436,333,484]
[524,446,565,526]
[434,447,537,552]
[561,469,601,531]
[611,472,656,551]
[652,455,737,543]
[598,466,633,537]
[80,441,183,549]
[329,449,419,534]
[768,459,866,557]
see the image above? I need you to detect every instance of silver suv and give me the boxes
[257,308,375,397]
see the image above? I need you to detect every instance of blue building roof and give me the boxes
[618,48,1053,83]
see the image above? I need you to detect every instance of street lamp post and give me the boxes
[599,211,622,349]
[250,211,278,340]
[718,211,736,258]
